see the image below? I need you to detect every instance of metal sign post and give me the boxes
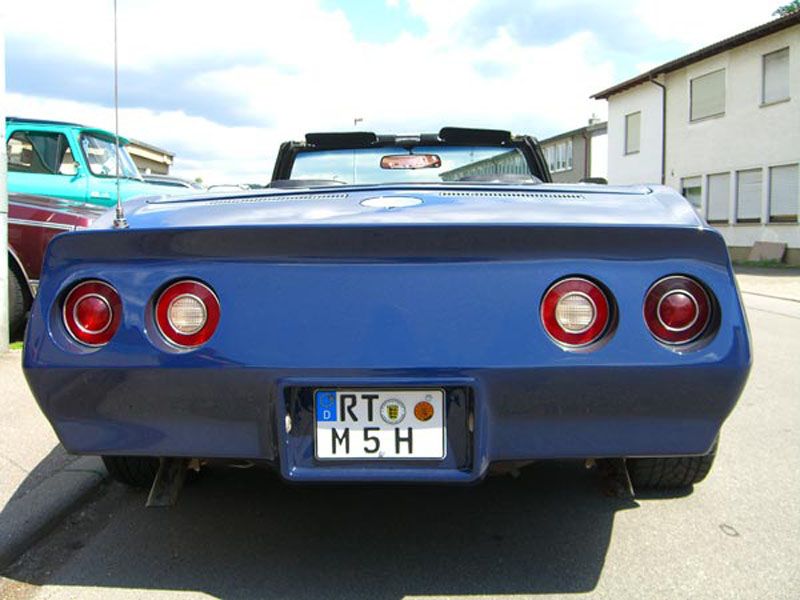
[0,25,9,352]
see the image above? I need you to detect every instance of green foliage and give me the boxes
[774,0,800,16]
[733,260,793,269]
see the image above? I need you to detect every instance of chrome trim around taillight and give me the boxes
[540,276,612,349]
[644,275,712,346]
[155,280,220,349]
[62,280,122,347]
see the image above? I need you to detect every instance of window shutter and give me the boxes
[763,48,790,104]
[736,169,762,222]
[681,176,702,208]
[691,69,725,121]
[707,173,730,223]
[770,164,799,222]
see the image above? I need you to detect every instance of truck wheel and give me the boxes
[8,267,27,340]
[627,441,718,490]
[102,456,161,488]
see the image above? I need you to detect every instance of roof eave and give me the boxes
[591,12,800,100]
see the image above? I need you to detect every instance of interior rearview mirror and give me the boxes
[380,154,441,170]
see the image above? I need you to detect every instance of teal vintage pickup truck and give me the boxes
[6,117,187,207]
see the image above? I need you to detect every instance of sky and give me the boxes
[2,0,779,184]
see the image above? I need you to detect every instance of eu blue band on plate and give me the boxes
[315,390,337,422]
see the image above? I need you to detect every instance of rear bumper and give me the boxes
[25,360,749,483]
[23,225,751,483]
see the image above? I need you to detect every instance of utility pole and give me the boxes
[352,117,363,184]
[0,25,9,352]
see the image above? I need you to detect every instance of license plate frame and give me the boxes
[313,388,447,461]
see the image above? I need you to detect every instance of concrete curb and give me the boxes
[740,289,800,303]
[0,456,107,570]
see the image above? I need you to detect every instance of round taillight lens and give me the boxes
[541,277,611,347]
[155,280,220,348]
[644,276,711,345]
[63,280,122,346]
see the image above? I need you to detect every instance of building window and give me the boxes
[707,172,730,224]
[769,164,799,223]
[544,139,573,173]
[736,169,762,223]
[681,176,702,210]
[624,112,640,154]
[566,140,572,170]
[7,130,76,175]
[763,47,790,105]
[690,69,725,121]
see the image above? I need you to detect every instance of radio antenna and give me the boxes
[112,0,128,229]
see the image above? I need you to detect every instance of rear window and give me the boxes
[289,146,531,185]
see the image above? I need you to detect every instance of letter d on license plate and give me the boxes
[314,389,446,460]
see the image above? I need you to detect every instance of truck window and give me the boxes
[80,134,140,179]
[7,131,77,175]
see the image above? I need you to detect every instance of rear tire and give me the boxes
[628,441,718,491]
[102,456,160,489]
[8,266,27,341]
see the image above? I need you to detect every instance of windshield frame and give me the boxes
[79,133,142,180]
[272,133,551,185]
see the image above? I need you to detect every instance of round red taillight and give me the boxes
[541,277,611,348]
[644,276,711,345]
[63,280,122,346]
[155,280,220,348]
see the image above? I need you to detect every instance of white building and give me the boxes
[539,117,608,184]
[593,12,800,264]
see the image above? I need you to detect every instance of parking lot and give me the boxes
[0,269,798,600]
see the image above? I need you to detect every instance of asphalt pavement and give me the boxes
[0,352,106,572]
[0,270,798,599]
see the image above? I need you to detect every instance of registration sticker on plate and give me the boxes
[314,389,446,460]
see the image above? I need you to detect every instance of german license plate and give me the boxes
[314,389,446,460]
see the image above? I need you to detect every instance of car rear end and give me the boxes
[23,185,752,484]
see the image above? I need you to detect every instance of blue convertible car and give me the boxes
[23,127,751,497]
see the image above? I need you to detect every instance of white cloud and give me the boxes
[6,0,355,71]
[633,0,774,48]
[405,0,482,33]
[4,0,777,184]
[3,93,273,184]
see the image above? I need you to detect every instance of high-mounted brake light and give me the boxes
[155,280,220,348]
[541,277,611,348]
[63,280,122,346]
[644,276,711,345]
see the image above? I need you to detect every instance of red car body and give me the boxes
[7,193,104,330]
